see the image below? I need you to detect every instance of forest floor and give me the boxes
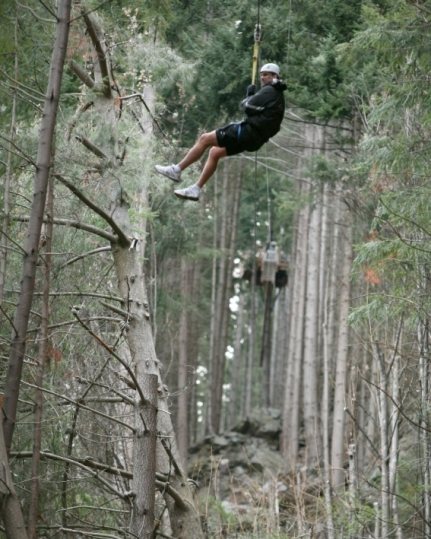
[188,409,327,538]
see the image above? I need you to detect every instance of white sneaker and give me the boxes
[174,184,200,201]
[155,164,181,183]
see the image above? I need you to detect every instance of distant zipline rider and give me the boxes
[155,63,287,202]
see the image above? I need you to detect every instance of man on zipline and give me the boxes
[155,63,287,201]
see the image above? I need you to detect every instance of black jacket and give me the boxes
[241,79,287,141]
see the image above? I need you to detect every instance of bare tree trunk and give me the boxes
[246,259,257,415]
[331,209,353,488]
[322,270,334,539]
[210,164,229,432]
[130,374,158,539]
[213,162,242,431]
[229,290,245,428]
[374,341,390,539]
[66,11,204,536]
[281,197,309,468]
[2,0,72,454]
[419,318,431,538]
[205,175,218,436]
[262,281,274,409]
[27,174,54,539]
[326,185,343,374]
[188,258,202,445]
[390,352,403,539]
[302,189,322,468]
[0,6,18,313]
[0,419,27,539]
[177,258,189,472]
[111,198,203,538]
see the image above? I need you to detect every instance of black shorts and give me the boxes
[216,122,267,156]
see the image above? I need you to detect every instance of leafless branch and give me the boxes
[160,437,185,479]
[99,300,133,320]
[155,480,188,511]
[12,449,129,500]
[0,133,37,165]
[76,377,135,405]
[15,0,54,22]
[59,246,111,269]
[35,0,58,19]
[69,60,95,88]
[54,174,130,246]
[81,10,111,97]
[344,407,380,458]
[75,135,109,159]
[26,315,121,334]
[12,450,187,509]
[15,215,117,243]
[72,312,147,405]
[22,381,135,432]
[65,101,93,141]
[0,67,46,97]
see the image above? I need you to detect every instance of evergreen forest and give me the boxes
[1,0,431,538]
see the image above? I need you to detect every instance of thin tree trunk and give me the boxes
[322,271,334,539]
[188,257,202,444]
[130,374,158,539]
[245,259,257,415]
[0,419,27,539]
[177,258,189,472]
[205,175,218,436]
[281,199,309,468]
[0,5,18,314]
[214,162,242,431]
[302,191,322,468]
[2,0,72,454]
[374,341,390,539]
[27,173,54,539]
[331,211,353,488]
[390,353,403,539]
[111,197,203,538]
[419,318,431,538]
[229,291,245,428]
[211,162,229,432]
[262,280,274,409]
[326,185,343,374]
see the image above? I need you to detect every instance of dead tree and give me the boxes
[57,10,204,538]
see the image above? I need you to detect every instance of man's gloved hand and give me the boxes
[246,84,256,97]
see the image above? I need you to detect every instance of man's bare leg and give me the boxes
[177,131,218,171]
[196,146,227,188]
[173,132,227,201]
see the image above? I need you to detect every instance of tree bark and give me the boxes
[331,209,353,488]
[281,195,309,467]
[205,174,218,436]
[245,262,257,415]
[374,341,390,539]
[418,317,430,538]
[211,163,229,432]
[0,418,28,539]
[261,280,274,409]
[2,0,72,453]
[0,5,18,314]
[302,188,322,468]
[130,374,158,539]
[229,290,245,428]
[177,258,190,472]
[27,173,54,539]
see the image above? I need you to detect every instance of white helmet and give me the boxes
[260,63,280,76]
